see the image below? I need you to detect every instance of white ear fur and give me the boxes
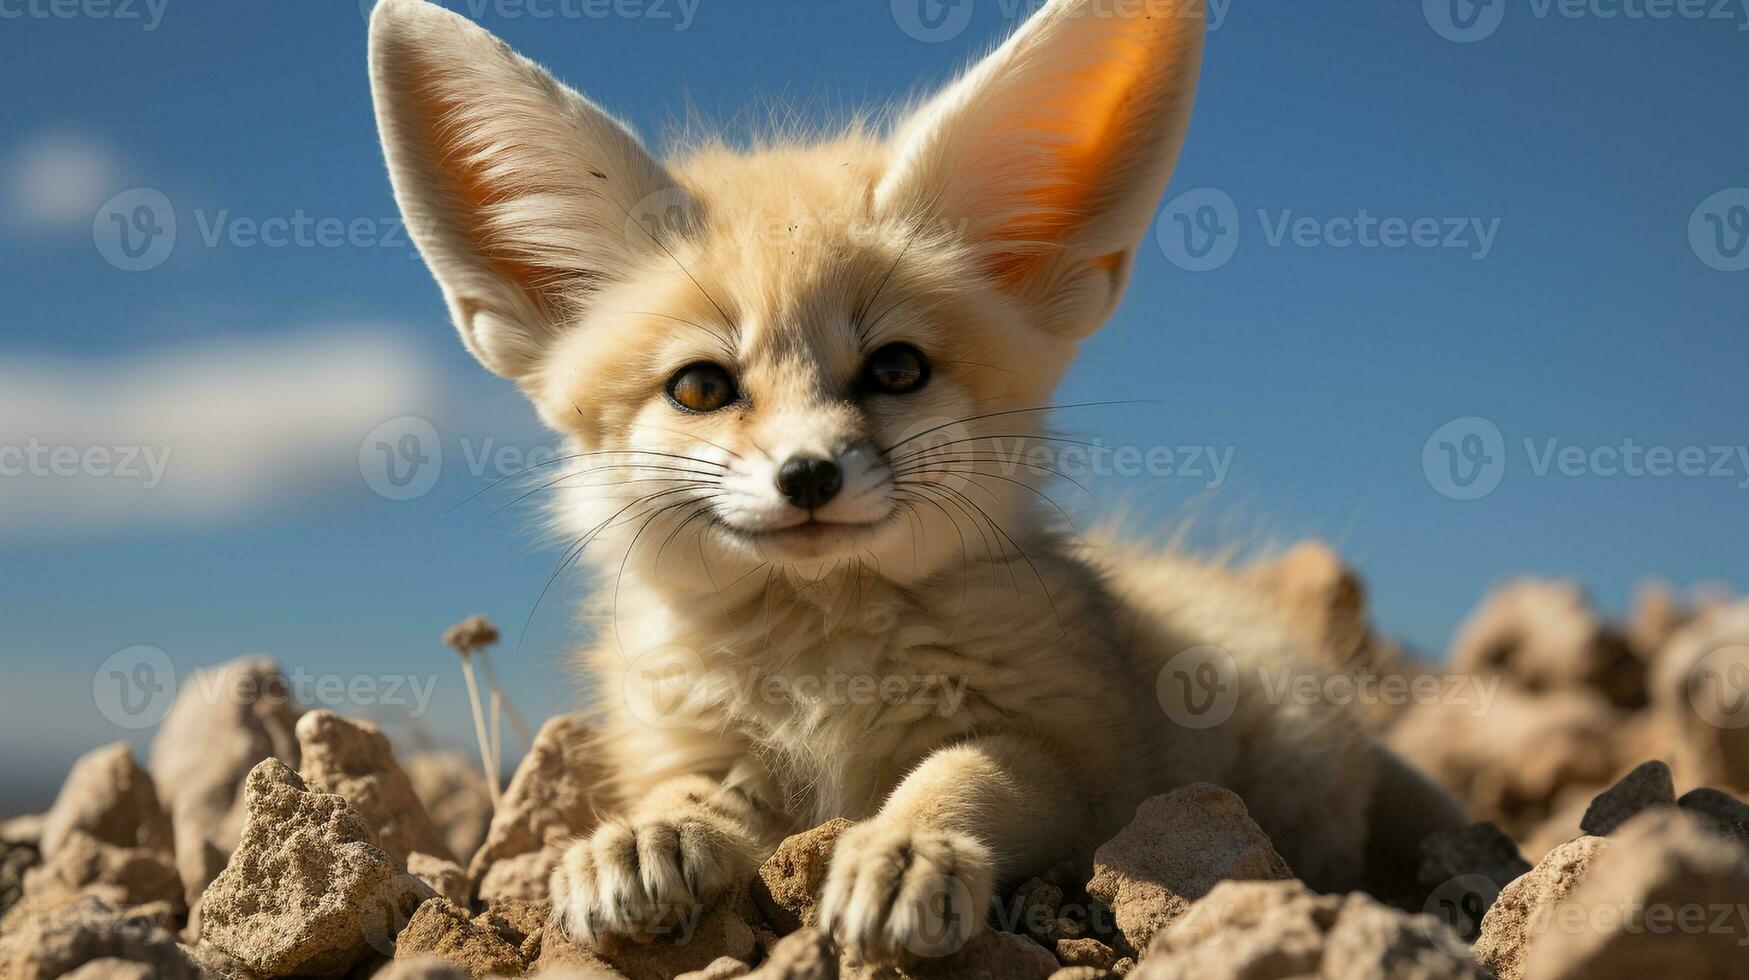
[878,0,1206,337]
[368,0,679,378]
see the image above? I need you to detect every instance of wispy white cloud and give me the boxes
[0,328,440,533]
[3,130,121,233]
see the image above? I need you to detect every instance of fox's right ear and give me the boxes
[368,0,678,379]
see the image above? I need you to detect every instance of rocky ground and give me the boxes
[2,544,1747,979]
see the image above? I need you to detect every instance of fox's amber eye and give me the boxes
[666,362,739,413]
[862,343,930,395]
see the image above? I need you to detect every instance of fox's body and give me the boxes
[369,0,1461,962]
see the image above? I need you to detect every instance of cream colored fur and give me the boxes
[368,0,1458,963]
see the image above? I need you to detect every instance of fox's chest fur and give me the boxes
[589,545,1149,833]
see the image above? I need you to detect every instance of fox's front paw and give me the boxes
[818,821,995,962]
[549,817,749,944]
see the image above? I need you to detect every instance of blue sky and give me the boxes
[2,0,1745,813]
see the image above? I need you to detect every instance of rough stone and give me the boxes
[745,928,835,980]
[1677,787,1749,844]
[200,760,434,977]
[469,716,605,903]
[38,743,173,860]
[1054,937,1118,970]
[297,711,454,865]
[0,898,199,980]
[392,898,528,977]
[1131,880,1481,979]
[1449,579,1645,709]
[538,890,753,980]
[676,956,752,980]
[1522,809,1749,979]
[16,829,184,919]
[1579,760,1676,836]
[149,657,303,905]
[407,753,494,869]
[1471,835,1610,980]
[409,852,471,906]
[1387,687,1620,836]
[749,819,851,934]
[1648,601,1749,792]
[1085,784,1292,956]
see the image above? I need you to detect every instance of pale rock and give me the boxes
[1471,835,1610,980]
[407,753,494,869]
[297,711,454,864]
[149,657,303,905]
[200,760,434,977]
[1522,809,1749,979]
[38,743,173,860]
[469,716,604,903]
[1449,579,1645,708]
[1085,784,1292,957]
[749,819,851,934]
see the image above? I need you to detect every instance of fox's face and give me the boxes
[369,0,1204,590]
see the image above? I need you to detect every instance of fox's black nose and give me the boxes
[776,456,843,510]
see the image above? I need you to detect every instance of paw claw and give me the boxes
[550,816,745,944]
[818,822,994,963]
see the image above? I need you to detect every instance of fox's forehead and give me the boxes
[662,138,942,367]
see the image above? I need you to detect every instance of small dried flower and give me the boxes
[443,614,500,657]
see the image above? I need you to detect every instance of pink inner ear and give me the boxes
[987,23,1179,287]
[405,76,562,318]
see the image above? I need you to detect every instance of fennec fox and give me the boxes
[368,0,1462,963]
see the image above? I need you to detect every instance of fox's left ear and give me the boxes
[878,0,1206,338]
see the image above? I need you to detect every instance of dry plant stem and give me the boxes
[477,652,533,751]
[490,689,503,793]
[459,651,500,807]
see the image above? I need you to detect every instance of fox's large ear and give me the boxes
[369,0,676,378]
[878,0,1205,338]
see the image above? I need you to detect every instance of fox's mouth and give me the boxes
[713,514,895,558]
